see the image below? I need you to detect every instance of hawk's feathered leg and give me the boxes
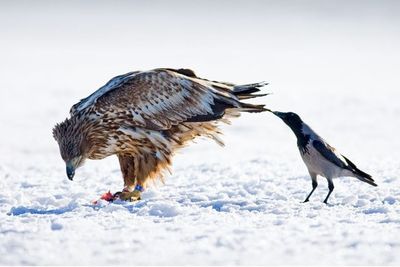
[118,155,136,190]
[116,155,141,201]
[117,151,171,201]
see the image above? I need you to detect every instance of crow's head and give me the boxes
[273,111,304,135]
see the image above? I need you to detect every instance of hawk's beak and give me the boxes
[66,162,75,181]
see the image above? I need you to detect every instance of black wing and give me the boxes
[312,140,346,168]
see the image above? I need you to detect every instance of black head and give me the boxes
[273,111,304,134]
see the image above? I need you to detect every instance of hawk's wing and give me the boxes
[71,69,246,130]
[70,71,140,115]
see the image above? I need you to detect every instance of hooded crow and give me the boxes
[273,111,377,204]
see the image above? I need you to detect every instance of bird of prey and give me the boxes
[273,111,377,204]
[53,68,269,201]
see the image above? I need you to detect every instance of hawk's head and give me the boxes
[53,117,90,181]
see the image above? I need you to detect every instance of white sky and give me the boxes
[0,0,399,163]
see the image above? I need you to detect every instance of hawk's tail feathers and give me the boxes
[233,82,270,100]
[233,81,268,94]
[232,81,270,112]
[238,103,270,113]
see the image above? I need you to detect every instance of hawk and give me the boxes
[53,68,269,201]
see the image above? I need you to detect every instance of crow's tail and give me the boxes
[354,169,377,186]
[343,155,377,186]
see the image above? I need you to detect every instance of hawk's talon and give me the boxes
[117,189,142,202]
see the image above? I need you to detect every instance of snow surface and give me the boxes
[1,1,400,265]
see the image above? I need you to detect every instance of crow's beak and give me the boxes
[66,162,75,181]
[273,111,285,119]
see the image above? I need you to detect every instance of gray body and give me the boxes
[273,111,377,204]
[301,123,354,180]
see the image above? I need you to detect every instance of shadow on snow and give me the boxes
[7,204,77,216]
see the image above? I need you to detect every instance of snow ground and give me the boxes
[1,1,400,265]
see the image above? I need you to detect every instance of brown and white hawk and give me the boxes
[53,68,269,201]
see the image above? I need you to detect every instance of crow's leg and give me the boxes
[323,178,334,204]
[304,172,318,203]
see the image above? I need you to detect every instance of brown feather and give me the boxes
[53,68,269,190]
